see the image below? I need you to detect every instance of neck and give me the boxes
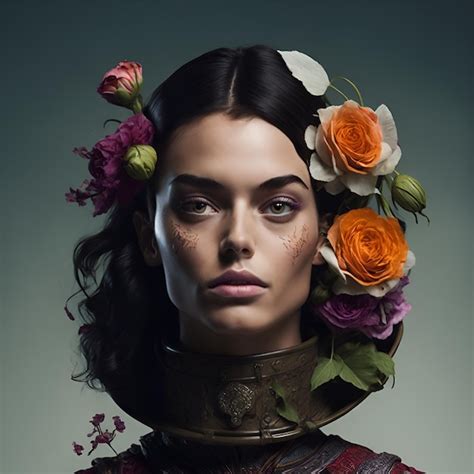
[178,309,302,355]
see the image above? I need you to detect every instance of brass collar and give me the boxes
[148,333,325,445]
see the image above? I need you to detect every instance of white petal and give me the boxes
[340,173,378,196]
[304,124,317,150]
[319,245,346,281]
[343,99,360,109]
[372,145,401,176]
[365,278,399,297]
[277,50,330,96]
[324,178,346,195]
[375,104,398,150]
[380,141,392,162]
[403,249,416,272]
[333,276,398,297]
[315,125,333,166]
[317,105,339,124]
[309,154,338,181]
[333,276,368,295]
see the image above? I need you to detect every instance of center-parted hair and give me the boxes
[70,44,343,393]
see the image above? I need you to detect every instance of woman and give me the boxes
[68,44,425,472]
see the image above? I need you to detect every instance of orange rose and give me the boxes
[327,208,408,286]
[324,102,382,174]
[306,100,401,196]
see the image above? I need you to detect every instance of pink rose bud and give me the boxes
[97,61,143,111]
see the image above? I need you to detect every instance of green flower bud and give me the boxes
[123,145,157,180]
[391,174,430,224]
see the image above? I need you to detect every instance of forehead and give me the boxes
[157,112,310,189]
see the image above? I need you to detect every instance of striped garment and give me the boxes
[75,429,424,473]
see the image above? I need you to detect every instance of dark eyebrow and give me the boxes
[170,174,309,191]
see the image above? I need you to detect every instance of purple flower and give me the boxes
[112,415,126,433]
[314,276,412,340]
[72,441,84,455]
[65,113,155,216]
[90,413,105,427]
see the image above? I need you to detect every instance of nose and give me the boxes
[219,201,255,260]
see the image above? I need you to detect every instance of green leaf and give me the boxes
[304,420,318,431]
[310,355,343,391]
[335,341,395,392]
[271,380,300,424]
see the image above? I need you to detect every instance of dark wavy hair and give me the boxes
[69,44,354,394]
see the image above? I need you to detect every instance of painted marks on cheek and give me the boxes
[170,221,199,255]
[279,224,309,265]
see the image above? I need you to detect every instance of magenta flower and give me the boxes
[72,442,84,456]
[313,276,412,340]
[90,413,105,427]
[113,415,126,433]
[73,413,126,457]
[65,113,155,216]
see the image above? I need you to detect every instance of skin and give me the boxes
[133,112,327,356]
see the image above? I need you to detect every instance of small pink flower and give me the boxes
[90,413,105,427]
[72,442,84,455]
[73,413,126,457]
[97,61,143,109]
[113,415,126,433]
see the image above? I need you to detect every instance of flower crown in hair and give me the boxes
[66,52,429,397]
[277,50,429,394]
[65,61,157,216]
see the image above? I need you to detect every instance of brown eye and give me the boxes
[180,198,216,215]
[263,197,300,217]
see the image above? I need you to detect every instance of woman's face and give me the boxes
[136,112,325,353]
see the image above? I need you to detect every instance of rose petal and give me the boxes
[304,125,317,150]
[372,145,401,176]
[277,50,330,96]
[317,105,338,125]
[375,104,398,150]
[319,244,347,281]
[333,275,399,297]
[340,173,378,196]
[315,125,334,168]
[309,153,338,181]
[403,249,416,272]
[324,178,346,195]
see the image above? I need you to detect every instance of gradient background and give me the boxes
[1,0,472,472]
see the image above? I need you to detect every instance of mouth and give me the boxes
[208,269,268,289]
[208,284,268,298]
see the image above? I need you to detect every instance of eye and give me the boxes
[179,198,217,215]
[262,197,300,217]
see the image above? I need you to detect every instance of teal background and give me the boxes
[1,0,472,472]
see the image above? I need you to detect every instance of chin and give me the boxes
[204,307,273,336]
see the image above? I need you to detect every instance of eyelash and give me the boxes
[178,196,301,218]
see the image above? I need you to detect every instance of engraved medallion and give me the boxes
[217,382,255,427]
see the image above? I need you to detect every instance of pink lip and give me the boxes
[208,284,267,298]
[208,269,268,288]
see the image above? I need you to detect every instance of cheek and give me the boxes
[168,220,199,255]
[277,223,317,266]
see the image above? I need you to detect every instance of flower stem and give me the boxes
[331,76,364,106]
[328,83,350,101]
[330,335,335,360]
